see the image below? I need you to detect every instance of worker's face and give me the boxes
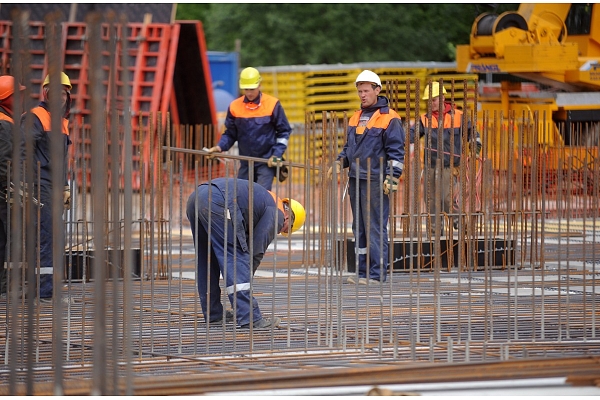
[44,85,70,109]
[281,209,291,234]
[429,94,445,109]
[1,95,14,114]
[243,86,260,103]
[356,82,380,108]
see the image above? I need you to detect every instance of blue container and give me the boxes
[207,51,239,112]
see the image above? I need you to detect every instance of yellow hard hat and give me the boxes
[422,81,446,100]
[281,198,306,237]
[239,67,261,90]
[43,72,72,90]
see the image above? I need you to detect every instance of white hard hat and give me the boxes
[355,70,381,88]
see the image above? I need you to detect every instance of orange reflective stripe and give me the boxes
[229,93,278,118]
[268,190,285,214]
[349,109,398,129]
[0,113,13,124]
[31,106,70,135]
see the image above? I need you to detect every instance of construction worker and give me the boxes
[206,67,292,191]
[19,72,73,301]
[0,76,25,295]
[328,70,405,285]
[410,81,481,235]
[186,177,305,330]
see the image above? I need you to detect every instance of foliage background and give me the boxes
[176,3,519,67]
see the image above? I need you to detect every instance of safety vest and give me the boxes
[31,106,69,135]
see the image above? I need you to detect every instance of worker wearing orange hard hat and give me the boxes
[0,75,25,295]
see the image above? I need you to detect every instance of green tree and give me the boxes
[177,3,518,67]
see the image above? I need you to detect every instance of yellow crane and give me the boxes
[456,4,599,179]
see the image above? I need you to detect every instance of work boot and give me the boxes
[208,309,234,325]
[359,278,382,285]
[240,316,281,330]
[346,276,360,284]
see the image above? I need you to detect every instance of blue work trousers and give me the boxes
[348,178,389,282]
[238,161,276,191]
[186,184,261,325]
[36,185,55,298]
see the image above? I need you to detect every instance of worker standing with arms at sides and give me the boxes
[20,72,73,301]
[0,76,25,295]
[409,81,481,236]
[328,70,405,285]
[186,177,306,330]
[206,67,292,191]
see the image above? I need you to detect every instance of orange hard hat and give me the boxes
[0,75,26,101]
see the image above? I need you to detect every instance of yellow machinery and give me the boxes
[456,4,600,176]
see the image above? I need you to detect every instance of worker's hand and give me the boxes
[205,146,221,159]
[327,161,342,180]
[467,142,482,158]
[383,175,399,195]
[63,185,71,210]
[267,156,282,168]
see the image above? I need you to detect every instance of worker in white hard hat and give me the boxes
[19,71,73,302]
[409,80,481,236]
[0,75,25,295]
[206,67,292,191]
[328,70,405,285]
[186,177,306,330]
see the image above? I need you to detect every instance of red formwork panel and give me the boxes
[0,19,217,190]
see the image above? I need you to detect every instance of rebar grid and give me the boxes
[1,9,599,395]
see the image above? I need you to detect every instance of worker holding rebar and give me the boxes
[409,81,481,236]
[19,72,73,301]
[186,177,305,330]
[205,67,292,190]
[0,76,25,295]
[328,70,405,285]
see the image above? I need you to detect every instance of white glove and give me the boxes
[327,160,342,180]
[267,156,282,168]
[383,175,399,195]
[205,146,221,159]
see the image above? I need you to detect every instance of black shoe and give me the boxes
[240,317,281,330]
[208,309,234,325]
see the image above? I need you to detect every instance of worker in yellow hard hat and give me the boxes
[409,80,482,235]
[186,177,305,330]
[206,67,292,191]
[19,71,73,302]
[0,75,26,295]
[327,70,406,285]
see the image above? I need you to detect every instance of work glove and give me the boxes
[383,175,399,195]
[267,156,282,168]
[63,185,71,210]
[327,160,342,180]
[468,142,482,157]
[205,146,221,159]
